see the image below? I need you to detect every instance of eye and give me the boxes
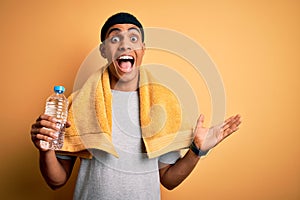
[111,36,120,43]
[130,36,138,42]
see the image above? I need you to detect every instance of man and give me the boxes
[31,12,241,199]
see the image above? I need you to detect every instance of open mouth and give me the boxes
[116,55,135,73]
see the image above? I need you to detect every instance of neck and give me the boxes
[109,75,139,92]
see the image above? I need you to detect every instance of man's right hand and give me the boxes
[30,114,59,151]
[31,114,74,189]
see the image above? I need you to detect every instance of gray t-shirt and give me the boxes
[58,90,180,200]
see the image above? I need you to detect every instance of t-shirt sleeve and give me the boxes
[158,151,181,165]
[56,153,76,160]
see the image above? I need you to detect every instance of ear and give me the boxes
[99,43,107,58]
[141,42,146,56]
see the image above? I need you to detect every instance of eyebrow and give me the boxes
[106,27,141,37]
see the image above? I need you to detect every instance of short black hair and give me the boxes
[100,12,144,42]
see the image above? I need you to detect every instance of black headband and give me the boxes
[100,12,144,42]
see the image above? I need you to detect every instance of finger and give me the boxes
[223,114,241,129]
[35,119,60,131]
[224,114,241,124]
[39,140,52,151]
[220,118,235,132]
[32,114,58,129]
[31,129,56,151]
[35,113,51,121]
[231,115,240,123]
[32,138,51,151]
[231,120,241,132]
[223,117,241,136]
[229,115,242,129]
[221,122,230,132]
[220,116,235,131]
[234,118,242,128]
[32,135,52,148]
[35,128,56,142]
[224,115,235,124]
[40,127,59,138]
[37,114,58,123]
[32,126,58,139]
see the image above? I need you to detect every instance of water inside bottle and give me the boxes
[44,96,68,150]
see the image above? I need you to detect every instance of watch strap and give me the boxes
[190,141,209,157]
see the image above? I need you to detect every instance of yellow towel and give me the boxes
[57,66,194,159]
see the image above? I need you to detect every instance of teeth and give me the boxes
[119,55,133,60]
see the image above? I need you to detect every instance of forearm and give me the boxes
[160,149,200,190]
[39,150,68,189]
[160,113,241,190]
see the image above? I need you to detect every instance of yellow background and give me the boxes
[0,0,299,199]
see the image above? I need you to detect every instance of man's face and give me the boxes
[100,23,145,89]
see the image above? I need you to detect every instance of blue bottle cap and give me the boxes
[54,85,65,94]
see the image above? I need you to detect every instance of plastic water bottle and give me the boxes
[41,85,69,150]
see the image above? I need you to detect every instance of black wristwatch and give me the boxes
[190,141,209,157]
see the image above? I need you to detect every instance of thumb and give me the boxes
[195,114,205,129]
[66,121,72,128]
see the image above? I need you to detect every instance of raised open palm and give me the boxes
[193,114,242,151]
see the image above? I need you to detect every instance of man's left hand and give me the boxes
[193,114,242,151]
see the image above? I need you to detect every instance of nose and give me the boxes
[118,37,132,51]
